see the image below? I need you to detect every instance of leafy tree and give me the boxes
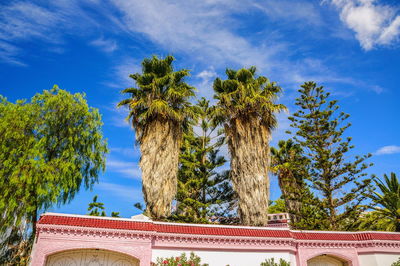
[213,67,286,226]
[154,252,208,266]
[392,257,400,266]
[270,139,323,229]
[367,173,400,231]
[172,98,236,223]
[357,210,393,231]
[287,82,373,230]
[268,199,287,214]
[118,55,197,219]
[270,140,309,219]
[87,195,106,216]
[0,87,107,262]
[260,258,290,266]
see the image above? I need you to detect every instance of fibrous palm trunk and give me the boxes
[139,119,181,219]
[226,117,270,226]
[278,170,302,222]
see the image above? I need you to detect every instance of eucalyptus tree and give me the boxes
[213,67,286,226]
[118,55,197,219]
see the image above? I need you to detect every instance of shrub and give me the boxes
[391,257,400,266]
[153,252,208,266]
[261,258,290,266]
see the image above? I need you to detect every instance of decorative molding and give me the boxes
[37,224,153,241]
[36,222,400,252]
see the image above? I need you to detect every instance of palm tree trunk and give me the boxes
[139,118,182,219]
[226,117,270,226]
[278,170,302,222]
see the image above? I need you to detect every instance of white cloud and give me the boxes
[103,102,132,128]
[110,0,283,70]
[90,37,118,53]
[332,0,400,50]
[97,182,142,202]
[194,69,218,99]
[0,0,121,64]
[110,147,140,158]
[197,69,217,81]
[254,1,323,26]
[375,145,400,155]
[0,2,61,64]
[0,0,385,96]
[106,158,141,179]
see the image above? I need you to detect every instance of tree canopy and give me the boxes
[172,98,236,223]
[0,86,108,235]
[213,67,286,226]
[287,82,373,230]
[366,173,400,231]
[118,55,197,144]
[118,55,197,219]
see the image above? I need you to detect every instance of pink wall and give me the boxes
[30,225,152,266]
[31,214,400,266]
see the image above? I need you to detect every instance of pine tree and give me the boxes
[87,195,106,217]
[267,199,286,214]
[172,98,236,223]
[111,212,120,218]
[287,82,373,230]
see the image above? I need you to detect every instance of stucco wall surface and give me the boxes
[152,249,297,266]
[358,253,400,266]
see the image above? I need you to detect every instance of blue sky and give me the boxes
[1,0,399,218]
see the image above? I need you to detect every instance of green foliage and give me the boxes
[213,67,286,129]
[0,86,108,233]
[213,67,286,226]
[134,202,144,211]
[268,199,287,214]
[270,139,324,229]
[118,55,197,143]
[357,210,393,231]
[0,86,108,261]
[87,195,122,218]
[111,212,120,217]
[366,173,400,231]
[287,82,373,230]
[391,257,400,266]
[87,195,106,216]
[260,258,290,266]
[172,98,236,223]
[154,252,208,266]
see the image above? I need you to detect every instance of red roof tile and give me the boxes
[155,224,292,238]
[39,215,154,231]
[38,214,400,241]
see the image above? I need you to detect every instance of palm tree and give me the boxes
[213,67,286,226]
[368,172,400,231]
[118,55,196,219]
[270,139,309,222]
